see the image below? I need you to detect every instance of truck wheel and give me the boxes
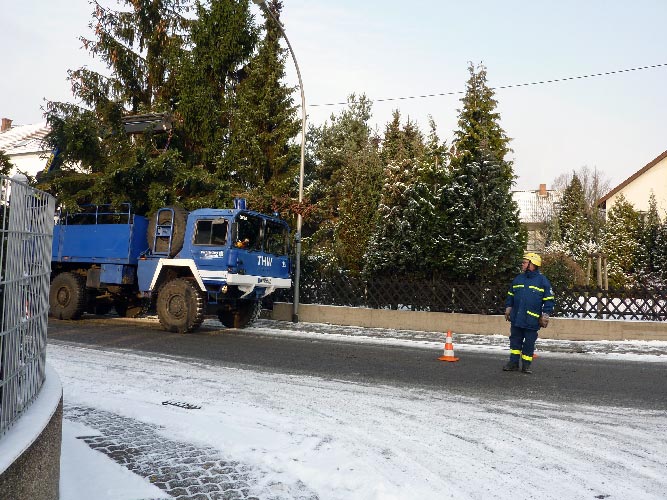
[218,300,261,329]
[156,278,205,333]
[147,206,188,257]
[50,272,87,320]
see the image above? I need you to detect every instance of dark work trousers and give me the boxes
[509,325,538,367]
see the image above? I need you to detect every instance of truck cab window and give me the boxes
[194,218,228,246]
[264,221,287,255]
[235,214,262,251]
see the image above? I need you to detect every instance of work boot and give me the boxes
[521,364,533,374]
[502,362,519,372]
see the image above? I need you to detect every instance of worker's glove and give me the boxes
[504,307,512,322]
[539,314,549,328]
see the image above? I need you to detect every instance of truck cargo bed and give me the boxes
[52,218,149,265]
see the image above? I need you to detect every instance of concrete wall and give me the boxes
[0,366,63,500]
[272,303,667,341]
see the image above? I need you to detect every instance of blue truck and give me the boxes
[49,200,291,332]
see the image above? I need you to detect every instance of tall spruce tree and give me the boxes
[602,193,640,287]
[636,192,661,283]
[451,63,512,179]
[40,0,198,212]
[557,173,595,268]
[443,63,523,280]
[38,0,300,215]
[364,112,450,277]
[364,111,423,275]
[363,158,421,276]
[170,0,258,207]
[231,0,300,214]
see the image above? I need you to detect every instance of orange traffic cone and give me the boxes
[438,330,459,362]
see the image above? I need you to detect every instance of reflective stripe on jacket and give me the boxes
[505,269,554,330]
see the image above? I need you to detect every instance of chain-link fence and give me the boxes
[0,176,55,438]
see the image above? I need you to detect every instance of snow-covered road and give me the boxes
[50,321,667,500]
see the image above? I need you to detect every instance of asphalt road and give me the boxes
[47,316,667,411]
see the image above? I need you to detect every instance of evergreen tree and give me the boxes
[552,166,609,242]
[308,95,375,219]
[602,193,640,287]
[424,116,449,172]
[363,158,421,275]
[40,0,198,212]
[304,95,382,273]
[364,111,423,275]
[0,149,13,176]
[637,193,662,284]
[334,143,383,273]
[442,62,523,281]
[172,0,258,205]
[557,173,594,268]
[443,151,523,280]
[38,0,300,216]
[380,111,425,165]
[364,113,450,277]
[654,221,667,285]
[228,0,300,214]
[451,63,512,178]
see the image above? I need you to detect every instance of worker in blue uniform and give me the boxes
[503,252,554,374]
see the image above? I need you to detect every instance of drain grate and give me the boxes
[162,400,201,410]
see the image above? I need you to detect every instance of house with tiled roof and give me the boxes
[597,150,667,219]
[513,184,562,252]
[0,118,52,178]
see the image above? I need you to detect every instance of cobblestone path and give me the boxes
[64,405,318,500]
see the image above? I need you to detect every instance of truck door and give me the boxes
[188,217,231,283]
[232,214,290,279]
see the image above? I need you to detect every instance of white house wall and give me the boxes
[607,155,667,217]
[9,153,48,178]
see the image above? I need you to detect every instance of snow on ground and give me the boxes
[60,420,169,500]
[52,321,667,500]
[247,318,667,361]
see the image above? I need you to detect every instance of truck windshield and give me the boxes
[194,218,228,246]
[234,213,288,254]
[235,213,263,251]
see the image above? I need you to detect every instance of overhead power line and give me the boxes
[309,62,667,108]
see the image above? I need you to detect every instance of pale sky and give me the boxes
[2,0,666,191]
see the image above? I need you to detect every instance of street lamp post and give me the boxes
[252,0,305,323]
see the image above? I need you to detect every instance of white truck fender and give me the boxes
[150,259,207,292]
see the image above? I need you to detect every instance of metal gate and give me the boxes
[0,175,55,438]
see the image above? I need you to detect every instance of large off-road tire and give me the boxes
[147,206,188,257]
[156,278,205,333]
[218,300,262,329]
[50,272,87,320]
